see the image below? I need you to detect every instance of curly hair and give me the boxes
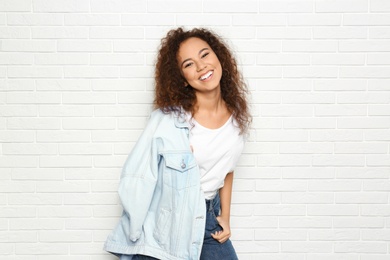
[154,27,251,134]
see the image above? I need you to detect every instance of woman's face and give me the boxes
[177,37,222,93]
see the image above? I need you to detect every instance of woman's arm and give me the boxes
[211,171,234,243]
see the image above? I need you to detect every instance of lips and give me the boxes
[199,70,213,81]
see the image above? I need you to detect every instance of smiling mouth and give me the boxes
[199,71,213,81]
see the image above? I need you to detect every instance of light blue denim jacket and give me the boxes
[104,109,206,260]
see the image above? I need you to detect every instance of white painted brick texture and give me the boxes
[1,0,389,259]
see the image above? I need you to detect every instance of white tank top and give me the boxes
[187,114,244,199]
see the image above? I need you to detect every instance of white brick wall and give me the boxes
[1,0,389,259]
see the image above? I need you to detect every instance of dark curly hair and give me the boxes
[154,27,251,134]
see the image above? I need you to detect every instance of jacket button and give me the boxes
[181,159,186,169]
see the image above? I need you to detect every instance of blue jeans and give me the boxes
[200,192,238,260]
[121,193,238,260]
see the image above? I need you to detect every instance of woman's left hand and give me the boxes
[211,215,231,243]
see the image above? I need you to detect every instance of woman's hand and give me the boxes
[211,215,231,243]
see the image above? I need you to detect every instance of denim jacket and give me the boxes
[104,109,206,260]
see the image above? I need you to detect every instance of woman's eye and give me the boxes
[201,52,209,58]
[184,62,193,68]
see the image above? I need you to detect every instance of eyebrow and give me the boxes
[180,47,209,67]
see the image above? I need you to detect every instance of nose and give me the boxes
[196,62,206,72]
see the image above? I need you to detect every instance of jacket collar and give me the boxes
[174,112,190,129]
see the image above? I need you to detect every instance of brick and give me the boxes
[33,0,90,13]
[283,40,337,52]
[282,167,335,179]
[0,130,35,142]
[371,0,390,12]
[279,143,333,154]
[122,14,174,26]
[92,79,148,91]
[90,26,143,39]
[337,117,390,129]
[7,117,61,130]
[1,40,56,52]
[62,118,115,130]
[7,13,64,26]
[93,155,127,168]
[260,105,313,117]
[231,14,287,26]
[255,229,307,241]
[257,27,311,39]
[361,205,390,216]
[35,79,89,91]
[38,105,93,117]
[0,27,30,39]
[0,231,37,243]
[59,144,112,155]
[256,180,307,191]
[8,67,63,78]
[288,14,341,26]
[344,14,390,25]
[369,27,390,39]
[362,230,390,241]
[334,242,387,253]
[7,92,61,104]
[366,155,390,166]
[232,192,280,204]
[94,105,151,117]
[234,40,281,52]
[65,14,120,25]
[35,54,89,65]
[282,192,334,204]
[8,193,62,205]
[279,217,332,228]
[256,79,312,91]
[90,0,146,13]
[336,167,390,179]
[283,118,336,129]
[58,40,112,52]
[260,0,313,13]
[282,92,335,104]
[338,92,390,104]
[3,143,57,155]
[113,40,159,52]
[339,40,390,52]
[336,192,388,204]
[314,79,367,91]
[282,241,333,253]
[309,230,360,241]
[63,193,118,205]
[9,219,63,231]
[333,217,384,228]
[363,180,390,191]
[242,66,282,78]
[365,130,390,141]
[256,129,308,141]
[368,54,390,65]
[39,231,92,242]
[312,54,365,65]
[254,205,306,216]
[315,0,368,13]
[39,156,92,168]
[0,53,33,65]
[15,243,69,255]
[340,67,390,78]
[90,53,144,65]
[62,92,116,104]
[38,206,92,218]
[258,155,312,166]
[315,105,366,116]
[312,155,365,166]
[93,205,122,217]
[283,67,338,78]
[257,54,310,65]
[0,0,31,11]
[308,205,359,216]
[117,92,154,104]
[309,180,361,191]
[32,27,88,39]
[0,207,36,218]
[335,142,388,153]
[36,130,90,142]
[12,168,63,180]
[63,67,119,79]
[0,105,37,117]
[368,105,390,115]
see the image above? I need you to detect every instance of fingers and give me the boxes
[210,229,231,243]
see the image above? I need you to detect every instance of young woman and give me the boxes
[104,27,251,260]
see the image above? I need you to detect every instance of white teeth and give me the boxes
[200,71,213,80]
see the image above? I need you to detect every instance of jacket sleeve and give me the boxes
[117,111,162,242]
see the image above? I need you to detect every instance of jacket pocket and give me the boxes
[153,208,171,246]
[162,152,197,190]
